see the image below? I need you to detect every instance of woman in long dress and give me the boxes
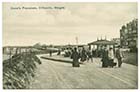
[101,47,109,68]
[71,48,80,67]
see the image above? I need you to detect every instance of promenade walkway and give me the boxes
[30,53,138,89]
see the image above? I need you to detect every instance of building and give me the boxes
[120,19,138,49]
[88,38,116,57]
[88,38,116,50]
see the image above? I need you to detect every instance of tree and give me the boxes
[33,43,42,49]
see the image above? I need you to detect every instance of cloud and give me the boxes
[74,3,137,26]
[3,2,137,28]
[3,2,138,46]
[56,9,89,26]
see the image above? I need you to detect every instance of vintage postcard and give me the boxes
[2,2,138,89]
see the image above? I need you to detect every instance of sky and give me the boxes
[3,2,138,46]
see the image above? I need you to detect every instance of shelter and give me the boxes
[88,39,116,50]
[88,38,117,57]
[88,40,116,45]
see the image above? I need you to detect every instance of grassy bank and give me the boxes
[3,52,42,89]
[123,52,138,66]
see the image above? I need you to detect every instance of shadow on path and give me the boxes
[41,56,83,64]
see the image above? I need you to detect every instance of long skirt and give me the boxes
[72,60,80,67]
[102,60,108,67]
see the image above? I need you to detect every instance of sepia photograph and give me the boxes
[2,2,138,89]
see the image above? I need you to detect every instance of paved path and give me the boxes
[30,54,138,89]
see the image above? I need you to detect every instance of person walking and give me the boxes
[57,49,61,55]
[49,50,52,57]
[101,46,109,68]
[87,49,93,62]
[71,48,80,67]
[92,48,96,57]
[115,46,123,68]
[80,47,87,62]
[108,47,115,67]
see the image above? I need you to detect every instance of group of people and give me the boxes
[65,47,96,67]
[64,47,93,67]
[101,46,123,68]
[65,46,123,68]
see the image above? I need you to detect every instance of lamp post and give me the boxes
[75,36,78,45]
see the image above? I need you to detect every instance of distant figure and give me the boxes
[116,46,123,67]
[80,47,87,62]
[108,47,116,67]
[87,49,93,62]
[94,49,98,57]
[57,49,61,55]
[101,46,108,68]
[71,48,80,67]
[92,48,96,57]
[64,48,71,57]
[49,50,52,57]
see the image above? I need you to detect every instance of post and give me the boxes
[75,37,78,45]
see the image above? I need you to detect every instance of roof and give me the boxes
[88,39,116,45]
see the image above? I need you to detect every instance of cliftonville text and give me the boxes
[10,6,65,10]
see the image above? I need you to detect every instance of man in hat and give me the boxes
[115,46,124,67]
[108,47,116,67]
